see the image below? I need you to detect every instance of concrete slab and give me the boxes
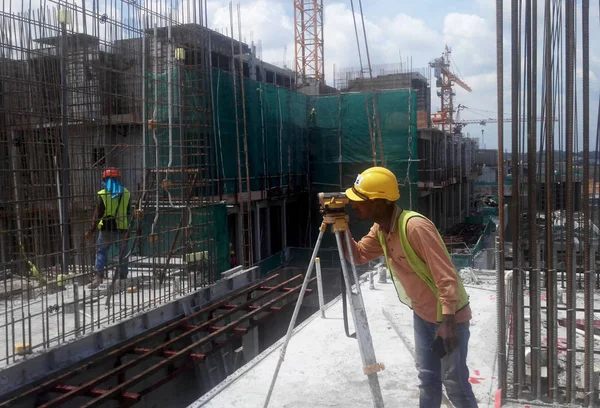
[191,271,506,408]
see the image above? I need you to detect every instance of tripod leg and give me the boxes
[334,231,385,408]
[343,229,363,296]
[263,225,326,408]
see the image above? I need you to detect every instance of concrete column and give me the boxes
[443,189,448,231]
[429,193,434,221]
[249,50,257,81]
[282,199,287,248]
[242,325,260,362]
[254,204,261,262]
[236,209,243,265]
[0,217,7,264]
[266,205,272,257]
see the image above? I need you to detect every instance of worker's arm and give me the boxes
[407,217,460,316]
[343,225,384,265]
[87,197,105,235]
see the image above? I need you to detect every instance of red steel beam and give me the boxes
[0,273,281,408]
[136,330,247,397]
[118,279,312,400]
[219,304,283,312]
[259,286,313,294]
[132,348,206,361]
[51,385,141,403]
[78,277,315,407]
[38,275,306,408]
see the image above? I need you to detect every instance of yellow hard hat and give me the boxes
[345,167,400,202]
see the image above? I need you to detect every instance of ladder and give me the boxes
[230,3,253,267]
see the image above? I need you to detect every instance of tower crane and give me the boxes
[452,104,558,135]
[429,45,472,135]
[294,0,324,85]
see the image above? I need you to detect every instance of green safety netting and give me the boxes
[142,67,229,277]
[138,204,230,278]
[307,89,419,247]
[145,66,420,271]
[211,68,309,195]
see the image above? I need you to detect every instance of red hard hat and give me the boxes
[102,168,120,179]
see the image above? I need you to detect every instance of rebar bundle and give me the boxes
[0,0,221,365]
[496,0,598,405]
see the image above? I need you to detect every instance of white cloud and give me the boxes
[209,0,291,51]
[443,13,496,75]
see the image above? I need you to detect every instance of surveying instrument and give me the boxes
[263,192,385,408]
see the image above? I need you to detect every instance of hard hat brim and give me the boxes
[345,187,365,202]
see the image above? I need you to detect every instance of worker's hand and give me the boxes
[84,230,92,241]
[437,314,458,354]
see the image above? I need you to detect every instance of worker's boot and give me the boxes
[88,275,103,289]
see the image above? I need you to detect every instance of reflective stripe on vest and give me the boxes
[98,188,130,230]
[377,210,469,322]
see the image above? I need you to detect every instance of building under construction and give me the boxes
[0,0,597,407]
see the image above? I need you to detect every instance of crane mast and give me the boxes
[294,0,324,85]
[430,45,472,135]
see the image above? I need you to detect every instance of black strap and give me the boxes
[340,267,356,339]
[351,185,370,201]
[101,192,124,231]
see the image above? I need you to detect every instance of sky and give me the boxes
[204,0,600,152]
[4,0,599,152]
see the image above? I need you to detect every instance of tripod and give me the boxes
[263,195,385,408]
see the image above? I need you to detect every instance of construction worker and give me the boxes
[85,168,131,289]
[341,167,478,408]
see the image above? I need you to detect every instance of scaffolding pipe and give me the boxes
[167,14,173,173]
[163,15,192,222]
[151,23,160,235]
[59,15,71,277]
[142,22,147,209]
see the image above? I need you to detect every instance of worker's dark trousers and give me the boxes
[95,230,129,279]
[413,312,479,408]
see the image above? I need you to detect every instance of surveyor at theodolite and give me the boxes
[340,166,478,408]
[85,168,131,289]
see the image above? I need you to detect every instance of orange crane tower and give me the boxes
[294,0,324,85]
[430,45,472,134]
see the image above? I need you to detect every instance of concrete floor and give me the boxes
[191,270,533,408]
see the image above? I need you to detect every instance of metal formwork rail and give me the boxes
[0,273,315,407]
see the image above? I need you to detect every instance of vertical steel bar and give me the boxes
[582,0,592,405]
[544,0,557,401]
[528,0,541,398]
[511,0,522,398]
[73,282,81,337]
[565,0,576,402]
[59,16,71,278]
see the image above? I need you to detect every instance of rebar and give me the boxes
[543,0,557,401]
[581,0,592,405]
[510,0,522,397]
[565,0,576,402]
[527,0,541,398]
[495,0,507,397]
[0,0,232,366]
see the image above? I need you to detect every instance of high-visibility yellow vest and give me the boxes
[377,210,470,322]
[97,188,130,231]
